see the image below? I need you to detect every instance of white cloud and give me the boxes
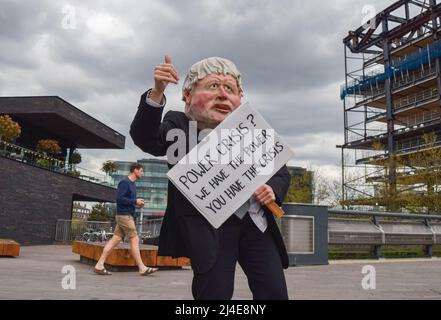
[86,12,134,39]
[0,0,399,179]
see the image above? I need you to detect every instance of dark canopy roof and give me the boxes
[0,96,125,149]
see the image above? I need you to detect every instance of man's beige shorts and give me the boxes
[114,215,138,239]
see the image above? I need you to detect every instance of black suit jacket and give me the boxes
[130,91,291,273]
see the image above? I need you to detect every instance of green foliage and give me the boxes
[36,158,51,168]
[68,170,81,178]
[284,170,313,203]
[0,115,21,142]
[372,131,441,212]
[101,160,116,175]
[88,203,115,222]
[69,150,82,165]
[70,219,89,235]
[36,139,61,154]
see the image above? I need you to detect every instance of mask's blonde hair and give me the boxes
[182,57,243,101]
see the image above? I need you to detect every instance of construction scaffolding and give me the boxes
[340,0,441,211]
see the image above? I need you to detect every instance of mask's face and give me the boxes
[184,74,242,129]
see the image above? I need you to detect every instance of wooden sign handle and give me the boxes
[266,201,285,218]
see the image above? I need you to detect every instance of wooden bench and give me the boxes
[0,239,20,257]
[72,241,190,271]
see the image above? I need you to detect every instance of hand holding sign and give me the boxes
[255,184,285,219]
[254,184,276,205]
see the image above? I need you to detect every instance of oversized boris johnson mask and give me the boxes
[182,57,244,130]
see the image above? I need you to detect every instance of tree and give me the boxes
[394,132,441,213]
[101,160,116,176]
[311,168,345,207]
[36,139,61,155]
[36,158,51,168]
[88,203,115,222]
[283,167,345,207]
[0,115,21,142]
[347,132,441,213]
[69,150,82,166]
[285,170,313,204]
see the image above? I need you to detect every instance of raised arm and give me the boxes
[130,55,180,156]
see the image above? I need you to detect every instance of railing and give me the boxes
[396,109,440,127]
[343,66,386,93]
[344,64,436,102]
[396,134,441,153]
[348,131,386,144]
[0,139,115,188]
[137,218,163,244]
[348,113,441,146]
[55,218,163,244]
[0,139,65,169]
[391,65,436,93]
[341,39,441,100]
[360,149,386,160]
[394,87,438,110]
[347,124,387,143]
[363,32,434,67]
[76,167,114,187]
[356,136,441,164]
[365,87,439,123]
[328,209,441,257]
[55,220,112,243]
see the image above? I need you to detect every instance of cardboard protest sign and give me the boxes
[167,102,294,229]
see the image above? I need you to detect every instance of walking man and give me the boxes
[94,163,158,276]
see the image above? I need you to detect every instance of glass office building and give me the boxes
[111,159,168,217]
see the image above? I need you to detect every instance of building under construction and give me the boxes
[340,0,441,211]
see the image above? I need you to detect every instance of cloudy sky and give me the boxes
[0,0,395,180]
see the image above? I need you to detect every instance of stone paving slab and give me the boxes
[0,245,440,300]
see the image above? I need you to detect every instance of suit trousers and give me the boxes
[191,213,289,300]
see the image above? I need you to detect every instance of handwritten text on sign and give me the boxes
[167,102,294,229]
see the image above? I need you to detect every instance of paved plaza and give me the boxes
[0,245,440,300]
